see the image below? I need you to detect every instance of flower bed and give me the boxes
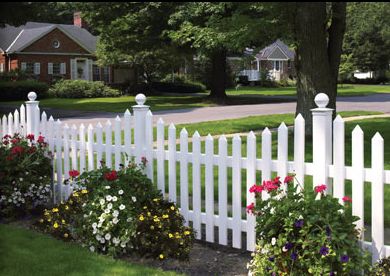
[0,134,52,219]
[247,175,371,275]
[37,160,194,260]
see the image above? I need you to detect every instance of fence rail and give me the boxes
[1,91,389,263]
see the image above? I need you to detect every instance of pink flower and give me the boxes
[315,184,327,193]
[342,196,352,203]
[37,135,45,144]
[246,203,255,214]
[249,184,263,194]
[26,134,35,141]
[263,180,279,192]
[11,145,24,155]
[69,170,80,178]
[284,175,294,184]
[104,170,118,181]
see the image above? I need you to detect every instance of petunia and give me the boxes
[290,252,298,261]
[319,246,329,256]
[315,184,327,193]
[246,202,255,214]
[294,219,304,228]
[340,255,349,263]
[342,196,352,203]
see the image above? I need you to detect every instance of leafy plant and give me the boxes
[247,175,371,275]
[0,133,52,219]
[48,79,120,98]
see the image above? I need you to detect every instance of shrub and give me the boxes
[48,80,121,98]
[0,80,49,100]
[37,161,195,260]
[0,133,52,219]
[370,255,390,275]
[150,80,206,94]
[247,175,371,275]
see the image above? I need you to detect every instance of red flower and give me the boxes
[11,138,20,144]
[315,184,327,193]
[246,202,255,214]
[263,180,279,192]
[249,184,264,194]
[11,146,24,155]
[2,134,11,140]
[26,134,35,141]
[141,156,148,166]
[342,196,352,203]
[284,175,294,184]
[28,146,36,154]
[6,155,13,161]
[37,135,45,144]
[104,170,118,181]
[3,140,9,145]
[69,170,80,178]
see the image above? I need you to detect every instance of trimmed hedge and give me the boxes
[0,80,49,100]
[49,80,121,98]
[150,81,206,94]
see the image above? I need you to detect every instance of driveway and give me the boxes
[1,94,390,127]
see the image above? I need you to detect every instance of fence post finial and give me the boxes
[25,91,39,137]
[311,93,333,193]
[133,94,150,165]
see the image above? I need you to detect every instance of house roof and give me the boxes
[0,22,97,53]
[255,39,295,61]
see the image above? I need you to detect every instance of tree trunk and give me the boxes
[208,48,227,102]
[294,2,346,135]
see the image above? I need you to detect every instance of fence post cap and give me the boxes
[27,91,37,101]
[314,93,329,108]
[135,94,146,105]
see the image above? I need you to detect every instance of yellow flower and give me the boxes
[81,189,88,194]
[65,205,69,210]
[150,226,155,230]
[73,192,79,197]
[176,235,181,239]
[154,218,160,222]
[139,215,144,221]
[143,206,147,209]
[64,233,69,238]
[53,222,59,229]
[184,231,191,236]
[39,219,44,223]
[153,198,159,202]
[170,206,175,210]
[52,208,59,213]
[147,212,151,216]
[62,219,66,224]
[159,254,164,259]
[162,214,169,219]
[169,233,174,238]
[47,218,51,222]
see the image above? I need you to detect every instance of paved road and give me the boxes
[1,93,390,127]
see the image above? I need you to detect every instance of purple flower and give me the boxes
[326,226,331,237]
[268,256,275,262]
[284,242,294,250]
[329,272,335,276]
[294,219,304,228]
[290,252,298,261]
[320,246,329,256]
[340,255,349,263]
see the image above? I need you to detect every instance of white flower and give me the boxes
[100,199,105,205]
[106,195,112,201]
[131,196,137,202]
[113,237,120,245]
[92,229,97,234]
[104,209,110,214]
[271,237,277,246]
[105,233,111,240]
[100,238,106,244]
[119,204,125,210]
[120,243,126,248]
[107,203,113,209]
[282,246,288,252]
[89,246,95,252]
[96,234,102,241]
[19,178,23,181]
[25,172,29,175]
[118,190,124,195]
[113,218,119,224]
[105,186,111,190]
[92,223,97,229]
[113,210,119,217]
[112,196,117,202]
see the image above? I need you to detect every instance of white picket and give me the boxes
[333,115,345,202]
[145,111,153,180]
[41,112,47,137]
[277,122,288,191]
[218,135,228,246]
[79,124,86,172]
[294,114,305,189]
[2,115,7,136]
[20,104,26,135]
[371,133,384,262]
[34,106,40,137]
[205,134,214,243]
[168,123,177,203]
[156,118,165,194]
[232,134,242,249]
[192,131,201,240]
[246,131,256,251]
[96,122,103,168]
[114,116,121,170]
[105,120,112,168]
[55,120,63,202]
[70,125,78,170]
[87,124,94,171]
[262,128,272,200]
[8,113,13,135]
[63,124,70,180]
[352,125,365,240]
[180,128,189,226]
[47,116,54,153]
[14,109,19,134]
[124,109,132,164]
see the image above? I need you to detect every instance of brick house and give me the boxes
[0,13,134,84]
[236,39,296,82]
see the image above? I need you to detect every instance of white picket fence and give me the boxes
[1,91,390,263]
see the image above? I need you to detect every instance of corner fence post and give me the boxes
[25,91,39,137]
[311,93,333,192]
[132,94,150,165]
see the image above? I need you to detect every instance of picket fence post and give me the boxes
[132,94,150,165]
[311,93,333,191]
[26,91,39,136]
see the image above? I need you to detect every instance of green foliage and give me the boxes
[370,255,390,275]
[48,80,120,98]
[37,161,194,260]
[0,80,49,100]
[0,133,52,219]
[247,176,371,275]
[338,54,356,83]
[151,77,206,94]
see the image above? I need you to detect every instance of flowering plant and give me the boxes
[247,175,371,275]
[0,133,52,219]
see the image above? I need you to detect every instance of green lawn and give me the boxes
[3,84,388,113]
[0,224,180,276]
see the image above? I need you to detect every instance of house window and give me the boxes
[22,62,35,75]
[53,63,61,75]
[93,65,100,81]
[0,63,4,73]
[103,66,110,83]
[288,60,291,69]
[273,60,280,71]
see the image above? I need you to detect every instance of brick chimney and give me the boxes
[73,12,87,28]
